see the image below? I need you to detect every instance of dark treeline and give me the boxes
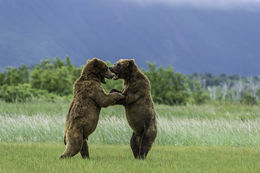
[0,57,259,105]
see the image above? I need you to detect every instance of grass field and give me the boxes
[0,143,259,173]
[0,101,259,146]
[0,101,260,172]
[1,115,259,146]
[1,100,259,120]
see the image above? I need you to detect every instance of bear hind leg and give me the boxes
[80,140,90,159]
[139,124,157,159]
[130,132,140,159]
[60,130,83,159]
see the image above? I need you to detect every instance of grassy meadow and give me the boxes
[0,100,260,172]
[0,143,259,173]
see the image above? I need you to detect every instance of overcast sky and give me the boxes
[128,0,260,9]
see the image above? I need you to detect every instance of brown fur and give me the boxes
[109,59,157,159]
[60,58,125,159]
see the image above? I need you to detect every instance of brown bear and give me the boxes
[60,58,125,159]
[109,59,157,159]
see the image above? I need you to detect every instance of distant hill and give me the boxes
[0,0,260,75]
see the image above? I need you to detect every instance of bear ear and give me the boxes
[128,59,135,66]
[92,58,99,67]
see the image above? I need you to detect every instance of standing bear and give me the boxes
[60,58,125,159]
[109,59,157,159]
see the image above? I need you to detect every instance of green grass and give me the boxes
[1,100,260,120]
[0,101,260,146]
[1,115,259,146]
[0,101,259,172]
[0,143,259,173]
[0,100,69,116]
[155,103,260,120]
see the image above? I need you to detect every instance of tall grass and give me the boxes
[0,115,259,147]
[1,101,259,146]
[0,100,69,116]
[1,100,260,120]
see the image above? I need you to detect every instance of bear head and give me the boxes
[81,58,114,84]
[109,59,137,80]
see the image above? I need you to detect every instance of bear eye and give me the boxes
[117,63,120,67]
